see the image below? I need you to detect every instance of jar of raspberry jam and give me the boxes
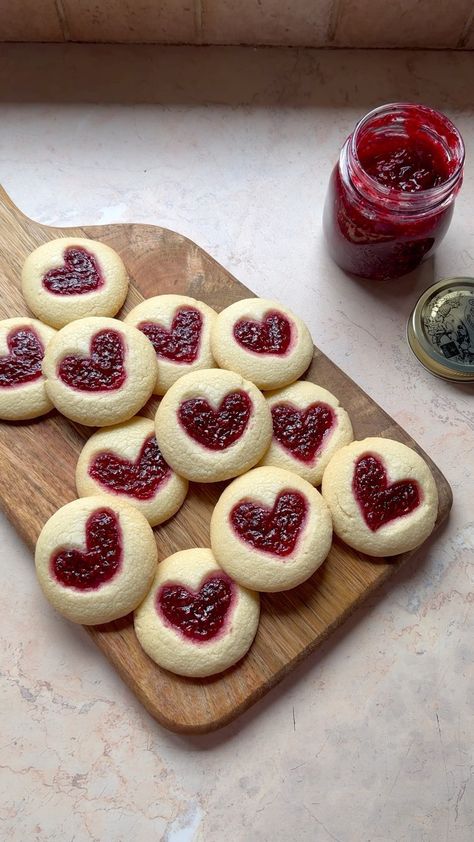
[323,103,465,280]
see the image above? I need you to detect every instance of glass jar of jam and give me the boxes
[323,103,465,280]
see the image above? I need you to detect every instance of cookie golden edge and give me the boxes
[42,316,158,427]
[0,317,57,420]
[134,548,260,678]
[21,237,129,329]
[210,466,333,592]
[259,380,354,485]
[321,437,439,558]
[155,368,273,483]
[210,297,314,390]
[124,294,218,395]
[35,495,158,625]
[75,416,188,526]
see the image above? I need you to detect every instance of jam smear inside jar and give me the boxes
[323,103,465,280]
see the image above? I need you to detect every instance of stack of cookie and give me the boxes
[1,237,438,679]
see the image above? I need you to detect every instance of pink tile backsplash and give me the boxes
[0,0,473,47]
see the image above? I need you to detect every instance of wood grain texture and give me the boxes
[0,185,452,733]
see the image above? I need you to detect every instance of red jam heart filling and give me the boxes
[43,246,104,295]
[233,311,292,355]
[88,435,171,501]
[231,490,307,556]
[0,327,44,388]
[58,329,126,391]
[271,402,335,463]
[51,507,122,590]
[138,307,202,364]
[353,453,421,532]
[178,390,251,450]
[157,574,234,642]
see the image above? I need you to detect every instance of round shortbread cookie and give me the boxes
[35,495,158,625]
[134,548,260,678]
[76,416,188,526]
[210,298,314,390]
[124,295,217,395]
[21,237,129,329]
[42,316,157,426]
[210,466,333,592]
[0,317,56,420]
[260,381,353,485]
[321,437,438,557]
[155,368,272,483]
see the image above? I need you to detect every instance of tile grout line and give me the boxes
[457,4,474,47]
[194,0,204,46]
[55,0,70,42]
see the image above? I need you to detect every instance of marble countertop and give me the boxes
[0,44,473,842]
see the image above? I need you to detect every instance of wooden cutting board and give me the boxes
[0,186,452,734]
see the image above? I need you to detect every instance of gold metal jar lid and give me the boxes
[407,277,474,382]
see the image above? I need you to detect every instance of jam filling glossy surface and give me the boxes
[271,402,335,463]
[360,136,451,193]
[43,246,104,295]
[58,329,126,391]
[233,311,292,355]
[353,453,421,532]
[157,574,234,642]
[0,327,44,388]
[51,508,122,590]
[231,491,307,556]
[139,307,202,364]
[178,390,251,450]
[89,435,171,500]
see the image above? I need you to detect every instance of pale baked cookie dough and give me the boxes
[210,466,333,592]
[0,317,56,420]
[321,437,438,557]
[76,416,188,526]
[260,381,353,485]
[211,298,314,390]
[134,548,260,677]
[22,238,129,329]
[155,368,272,483]
[124,295,217,395]
[35,495,157,625]
[42,316,157,426]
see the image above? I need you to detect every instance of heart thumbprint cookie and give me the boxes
[42,316,157,426]
[124,294,217,394]
[35,496,157,625]
[75,416,188,526]
[155,368,272,482]
[210,466,333,592]
[260,380,354,485]
[22,238,129,329]
[321,437,438,557]
[210,298,314,390]
[134,548,260,677]
[0,317,56,420]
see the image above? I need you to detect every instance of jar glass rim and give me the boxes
[348,102,465,211]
